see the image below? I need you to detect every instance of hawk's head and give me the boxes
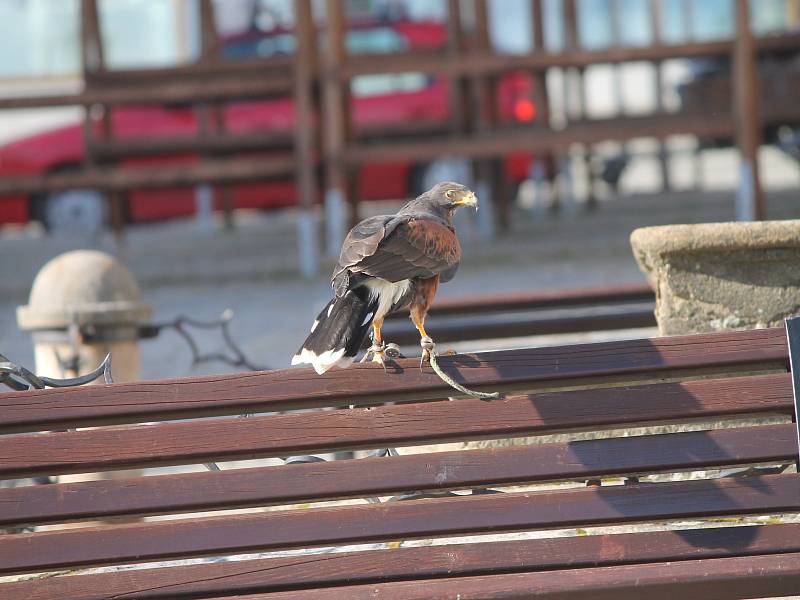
[429,181,479,212]
[400,181,479,222]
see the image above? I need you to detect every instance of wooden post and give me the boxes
[294,0,319,277]
[682,0,704,189]
[687,0,703,190]
[530,0,551,129]
[563,0,578,56]
[197,0,222,129]
[80,0,103,154]
[446,0,467,135]
[322,0,353,255]
[218,186,235,232]
[574,63,595,210]
[650,0,671,192]
[80,0,109,145]
[446,0,479,242]
[199,0,219,59]
[471,0,505,234]
[563,0,579,123]
[197,0,221,130]
[733,0,765,220]
[557,0,580,212]
[196,0,232,230]
[471,0,493,134]
[447,0,466,135]
[606,0,628,202]
[530,0,555,211]
[81,0,125,246]
[531,0,545,53]
[80,0,104,74]
[605,0,638,200]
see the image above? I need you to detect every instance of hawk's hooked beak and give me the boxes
[454,191,479,210]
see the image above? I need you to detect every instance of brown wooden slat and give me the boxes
[0,328,788,434]
[2,421,794,527]
[345,103,799,165]
[343,33,800,77]
[83,56,295,84]
[384,308,656,345]
[0,155,295,197]
[0,373,791,479]
[3,35,797,111]
[354,118,451,141]
[88,131,294,160]
[386,283,654,319]
[0,76,293,110]
[4,524,800,600]
[1,474,798,575]
[216,552,800,600]
[343,113,738,164]
[87,122,450,162]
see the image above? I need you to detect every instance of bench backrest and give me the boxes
[1,326,799,599]
[384,282,656,344]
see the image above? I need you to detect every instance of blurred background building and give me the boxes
[1,0,798,233]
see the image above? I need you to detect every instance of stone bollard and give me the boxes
[16,250,152,382]
[16,250,152,521]
[630,220,800,336]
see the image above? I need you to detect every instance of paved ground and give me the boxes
[1,188,799,380]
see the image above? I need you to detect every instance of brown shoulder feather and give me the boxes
[345,217,461,284]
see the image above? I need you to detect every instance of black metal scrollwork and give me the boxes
[0,353,113,391]
[141,309,267,372]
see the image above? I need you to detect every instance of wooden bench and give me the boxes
[384,282,656,346]
[1,322,800,599]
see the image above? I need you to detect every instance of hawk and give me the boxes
[292,181,478,374]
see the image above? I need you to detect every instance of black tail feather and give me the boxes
[292,290,378,373]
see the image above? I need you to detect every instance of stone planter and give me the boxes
[630,220,800,336]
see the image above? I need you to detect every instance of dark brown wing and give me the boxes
[348,218,461,283]
[335,215,391,271]
[331,215,396,296]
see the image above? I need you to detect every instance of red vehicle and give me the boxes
[0,20,536,232]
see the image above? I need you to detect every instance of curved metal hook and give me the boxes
[40,353,113,387]
[0,353,113,390]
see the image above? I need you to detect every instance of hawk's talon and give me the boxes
[373,351,388,373]
[361,342,385,361]
[361,343,388,373]
[419,336,436,372]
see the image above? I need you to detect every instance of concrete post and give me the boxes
[631,221,800,335]
[17,250,152,383]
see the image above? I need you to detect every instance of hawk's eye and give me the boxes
[445,190,455,200]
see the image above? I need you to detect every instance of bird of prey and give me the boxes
[292,181,478,374]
